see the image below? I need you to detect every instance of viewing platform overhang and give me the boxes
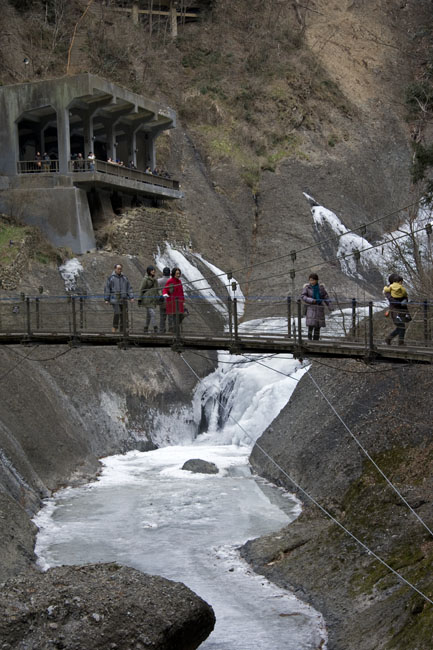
[0,73,177,179]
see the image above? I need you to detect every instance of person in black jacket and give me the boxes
[104,264,134,332]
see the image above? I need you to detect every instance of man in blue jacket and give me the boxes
[104,263,134,333]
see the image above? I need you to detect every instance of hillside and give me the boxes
[2,0,432,297]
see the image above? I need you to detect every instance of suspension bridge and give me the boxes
[0,293,432,364]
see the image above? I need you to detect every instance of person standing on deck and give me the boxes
[301,273,331,340]
[104,263,134,333]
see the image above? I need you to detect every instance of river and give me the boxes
[34,344,327,648]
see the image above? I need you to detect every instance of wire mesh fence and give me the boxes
[0,294,432,349]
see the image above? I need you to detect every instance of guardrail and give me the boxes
[17,160,59,174]
[68,159,180,191]
[16,159,180,191]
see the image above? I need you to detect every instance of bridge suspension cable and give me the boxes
[243,220,433,289]
[180,353,433,607]
[153,201,432,298]
[173,197,427,292]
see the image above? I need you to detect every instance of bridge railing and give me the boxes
[0,294,432,349]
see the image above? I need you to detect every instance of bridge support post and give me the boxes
[79,296,85,329]
[297,299,303,344]
[233,298,239,342]
[71,296,77,339]
[228,295,233,338]
[120,298,129,347]
[364,300,378,363]
[175,297,181,344]
[287,296,292,338]
[351,298,357,339]
[368,301,374,350]
[35,298,40,330]
[25,297,32,338]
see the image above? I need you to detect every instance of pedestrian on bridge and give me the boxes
[158,266,171,333]
[384,273,410,346]
[163,267,186,333]
[138,265,160,333]
[301,273,331,340]
[104,263,134,333]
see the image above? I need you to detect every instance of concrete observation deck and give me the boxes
[0,74,183,252]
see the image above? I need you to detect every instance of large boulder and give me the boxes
[182,459,219,474]
[0,563,215,650]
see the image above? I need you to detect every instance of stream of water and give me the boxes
[34,335,327,648]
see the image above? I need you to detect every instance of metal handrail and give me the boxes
[17,160,59,174]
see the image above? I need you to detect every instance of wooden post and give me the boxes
[71,297,77,338]
[121,298,128,341]
[175,297,181,342]
[170,1,178,38]
[297,299,302,343]
[26,297,32,337]
[287,296,292,339]
[368,301,374,352]
[351,297,357,339]
[79,296,84,329]
[228,295,233,338]
[233,298,239,341]
[132,2,139,24]
[35,297,40,330]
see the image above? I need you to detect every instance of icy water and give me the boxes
[35,444,326,649]
[34,308,326,648]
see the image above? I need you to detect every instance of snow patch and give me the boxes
[59,258,83,292]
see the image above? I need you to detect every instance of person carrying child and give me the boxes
[384,273,410,346]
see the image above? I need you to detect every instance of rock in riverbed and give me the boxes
[0,563,215,649]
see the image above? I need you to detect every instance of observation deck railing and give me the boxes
[17,160,59,173]
[68,159,180,190]
[16,159,180,191]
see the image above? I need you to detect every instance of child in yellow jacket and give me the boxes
[383,276,408,301]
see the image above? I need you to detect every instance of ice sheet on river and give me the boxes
[35,446,326,649]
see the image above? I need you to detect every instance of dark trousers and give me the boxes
[389,323,405,341]
[308,326,320,340]
[159,303,167,333]
[168,313,184,333]
[112,304,124,330]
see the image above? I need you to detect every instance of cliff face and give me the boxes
[245,361,433,649]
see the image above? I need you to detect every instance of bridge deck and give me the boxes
[0,331,431,364]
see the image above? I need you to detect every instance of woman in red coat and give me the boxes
[162,267,185,332]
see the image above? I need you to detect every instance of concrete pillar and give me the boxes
[56,106,71,175]
[130,130,137,166]
[82,113,94,158]
[40,127,46,156]
[106,121,116,160]
[145,132,156,170]
[124,127,140,166]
